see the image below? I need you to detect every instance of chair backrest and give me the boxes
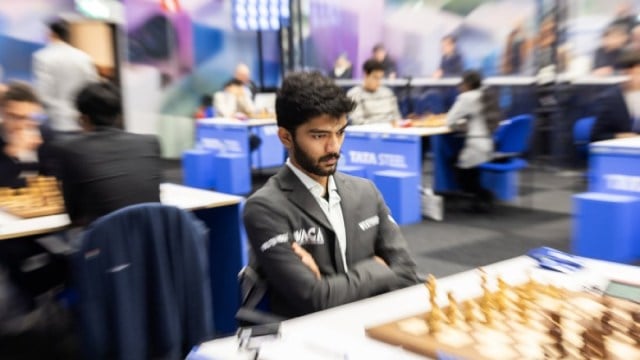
[573,116,596,156]
[74,203,213,360]
[493,114,535,154]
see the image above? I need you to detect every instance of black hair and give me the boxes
[0,81,39,106]
[618,49,640,68]
[442,35,457,44]
[362,59,386,75]
[48,18,70,42]
[200,94,213,107]
[276,71,355,133]
[223,78,244,88]
[372,43,385,53]
[461,70,482,90]
[461,70,501,133]
[75,82,122,127]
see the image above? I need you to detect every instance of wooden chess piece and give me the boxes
[463,300,475,324]
[445,292,458,325]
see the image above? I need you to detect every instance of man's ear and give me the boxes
[278,127,293,149]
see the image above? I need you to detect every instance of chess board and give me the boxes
[0,176,65,218]
[366,274,640,359]
[411,114,447,128]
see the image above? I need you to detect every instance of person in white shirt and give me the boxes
[346,60,401,125]
[32,18,98,132]
[214,79,255,118]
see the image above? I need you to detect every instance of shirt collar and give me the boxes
[286,158,338,199]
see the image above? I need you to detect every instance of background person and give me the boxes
[346,60,402,125]
[370,43,397,79]
[52,82,162,227]
[32,18,98,133]
[433,35,464,78]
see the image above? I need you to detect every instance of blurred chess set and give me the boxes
[367,270,640,359]
[0,176,65,218]
[393,114,447,128]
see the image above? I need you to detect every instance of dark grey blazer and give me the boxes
[243,166,419,318]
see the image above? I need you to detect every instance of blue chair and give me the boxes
[573,116,596,159]
[479,114,535,201]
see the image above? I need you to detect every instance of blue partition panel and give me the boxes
[251,124,285,169]
[342,131,421,180]
[572,192,640,263]
[589,145,640,196]
[182,149,216,189]
[373,170,421,225]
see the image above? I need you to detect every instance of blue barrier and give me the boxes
[251,124,285,169]
[373,170,421,225]
[214,153,251,195]
[572,192,640,263]
[182,149,216,189]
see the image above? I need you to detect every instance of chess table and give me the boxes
[190,256,640,359]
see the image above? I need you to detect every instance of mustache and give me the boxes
[319,153,340,162]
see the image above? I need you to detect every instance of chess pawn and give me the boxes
[429,304,443,334]
[445,292,459,325]
[463,300,476,323]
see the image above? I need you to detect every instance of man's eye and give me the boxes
[312,134,325,139]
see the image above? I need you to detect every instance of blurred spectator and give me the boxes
[0,82,65,322]
[446,71,500,211]
[347,60,401,125]
[609,1,638,34]
[195,94,215,119]
[433,35,464,78]
[627,24,640,51]
[52,82,162,227]
[32,18,98,133]
[234,63,258,101]
[329,54,353,79]
[0,82,56,188]
[533,14,557,72]
[592,25,629,76]
[370,43,397,79]
[591,49,640,142]
[501,23,531,75]
[214,79,256,119]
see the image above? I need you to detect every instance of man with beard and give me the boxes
[241,72,419,319]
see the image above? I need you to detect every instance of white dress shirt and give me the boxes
[286,159,348,271]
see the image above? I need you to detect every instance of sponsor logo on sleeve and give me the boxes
[293,227,325,245]
[358,215,380,231]
[260,233,289,252]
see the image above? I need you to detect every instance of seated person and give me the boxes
[329,53,353,80]
[592,25,629,76]
[591,49,640,142]
[242,71,420,319]
[214,79,255,119]
[0,82,56,187]
[446,71,500,211]
[52,82,162,227]
[195,94,215,119]
[370,43,397,79]
[346,60,402,125]
[433,35,464,78]
[0,82,65,314]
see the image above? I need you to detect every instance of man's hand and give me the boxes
[292,242,321,279]
[4,124,42,159]
[373,255,388,267]
[615,132,639,139]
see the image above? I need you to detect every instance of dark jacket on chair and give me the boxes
[591,86,633,142]
[73,204,213,360]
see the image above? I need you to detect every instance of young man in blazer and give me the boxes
[242,72,419,319]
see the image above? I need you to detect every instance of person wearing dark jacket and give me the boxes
[591,50,640,142]
[52,82,162,227]
[242,72,419,319]
[0,82,57,187]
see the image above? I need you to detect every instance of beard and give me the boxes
[292,139,340,177]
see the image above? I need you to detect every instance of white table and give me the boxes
[346,123,450,137]
[0,183,242,241]
[190,255,640,360]
[0,183,245,334]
